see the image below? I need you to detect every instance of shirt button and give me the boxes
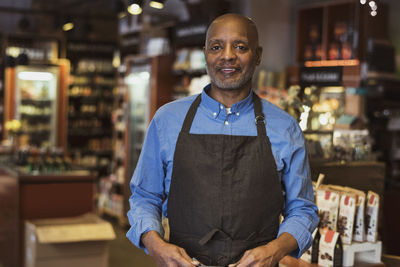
[236,112,240,116]
[224,121,229,125]
[213,112,217,117]
[220,105,223,110]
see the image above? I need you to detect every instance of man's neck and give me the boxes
[209,84,251,108]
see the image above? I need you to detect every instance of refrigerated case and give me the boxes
[97,55,174,222]
[15,65,58,147]
[125,62,151,174]
[4,61,69,149]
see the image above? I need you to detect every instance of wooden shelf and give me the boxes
[296,1,388,63]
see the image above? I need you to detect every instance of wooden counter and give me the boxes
[0,166,96,267]
[280,256,385,267]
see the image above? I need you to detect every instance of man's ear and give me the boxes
[256,46,263,65]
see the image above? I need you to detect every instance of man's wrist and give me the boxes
[269,232,298,260]
[141,230,166,254]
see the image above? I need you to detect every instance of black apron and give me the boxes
[167,93,284,266]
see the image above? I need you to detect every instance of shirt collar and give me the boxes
[200,84,254,118]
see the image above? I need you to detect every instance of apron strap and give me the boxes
[252,93,267,137]
[181,94,202,133]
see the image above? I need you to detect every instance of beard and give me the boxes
[205,61,256,91]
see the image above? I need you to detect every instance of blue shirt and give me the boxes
[126,85,319,258]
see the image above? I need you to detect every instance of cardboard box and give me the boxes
[25,213,116,267]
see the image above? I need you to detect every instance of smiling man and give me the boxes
[126,14,318,267]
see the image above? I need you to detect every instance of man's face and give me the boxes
[204,18,262,91]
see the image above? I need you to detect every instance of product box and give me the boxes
[316,187,340,231]
[338,193,356,245]
[345,187,366,242]
[301,228,320,263]
[318,229,343,267]
[25,213,116,267]
[366,191,380,243]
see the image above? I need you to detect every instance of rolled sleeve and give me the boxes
[278,209,318,258]
[126,118,166,250]
[278,120,319,258]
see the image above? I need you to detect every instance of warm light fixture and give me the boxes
[369,1,376,7]
[62,18,74,31]
[63,22,74,31]
[149,0,164,9]
[18,71,54,81]
[127,0,143,15]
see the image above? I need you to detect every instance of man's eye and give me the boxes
[236,45,247,50]
[210,46,221,51]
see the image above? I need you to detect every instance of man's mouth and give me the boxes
[219,67,240,74]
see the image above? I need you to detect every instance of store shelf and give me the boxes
[69,149,113,156]
[68,113,112,119]
[67,128,112,136]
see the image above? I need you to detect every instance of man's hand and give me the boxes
[142,230,200,267]
[228,233,298,267]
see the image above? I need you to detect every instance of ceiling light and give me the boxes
[62,17,74,31]
[371,10,377,16]
[127,0,143,15]
[360,0,366,4]
[63,22,74,31]
[369,1,376,8]
[149,0,164,9]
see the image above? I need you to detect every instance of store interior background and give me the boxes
[0,0,400,266]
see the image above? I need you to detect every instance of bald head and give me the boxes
[203,13,263,95]
[206,14,260,49]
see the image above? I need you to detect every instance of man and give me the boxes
[127,14,318,267]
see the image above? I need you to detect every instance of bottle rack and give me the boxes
[97,55,174,224]
[67,60,115,175]
[98,76,128,222]
[296,1,388,63]
[19,99,52,147]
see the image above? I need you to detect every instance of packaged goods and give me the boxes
[318,229,343,267]
[301,228,320,263]
[327,184,346,192]
[316,187,340,231]
[338,193,356,244]
[345,187,366,242]
[366,191,380,242]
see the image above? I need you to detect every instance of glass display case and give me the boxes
[14,65,59,147]
[125,63,151,176]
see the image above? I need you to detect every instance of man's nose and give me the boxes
[222,46,236,61]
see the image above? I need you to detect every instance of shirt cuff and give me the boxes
[277,217,314,258]
[126,218,164,252]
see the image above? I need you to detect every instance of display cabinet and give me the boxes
[65,40,117,176]
[97,55,174,223]
[67,60,115,175]
[4,60,69,149]
[296,0,388,63]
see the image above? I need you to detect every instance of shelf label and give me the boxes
[174,22,207,46]
[299,66,343,86]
